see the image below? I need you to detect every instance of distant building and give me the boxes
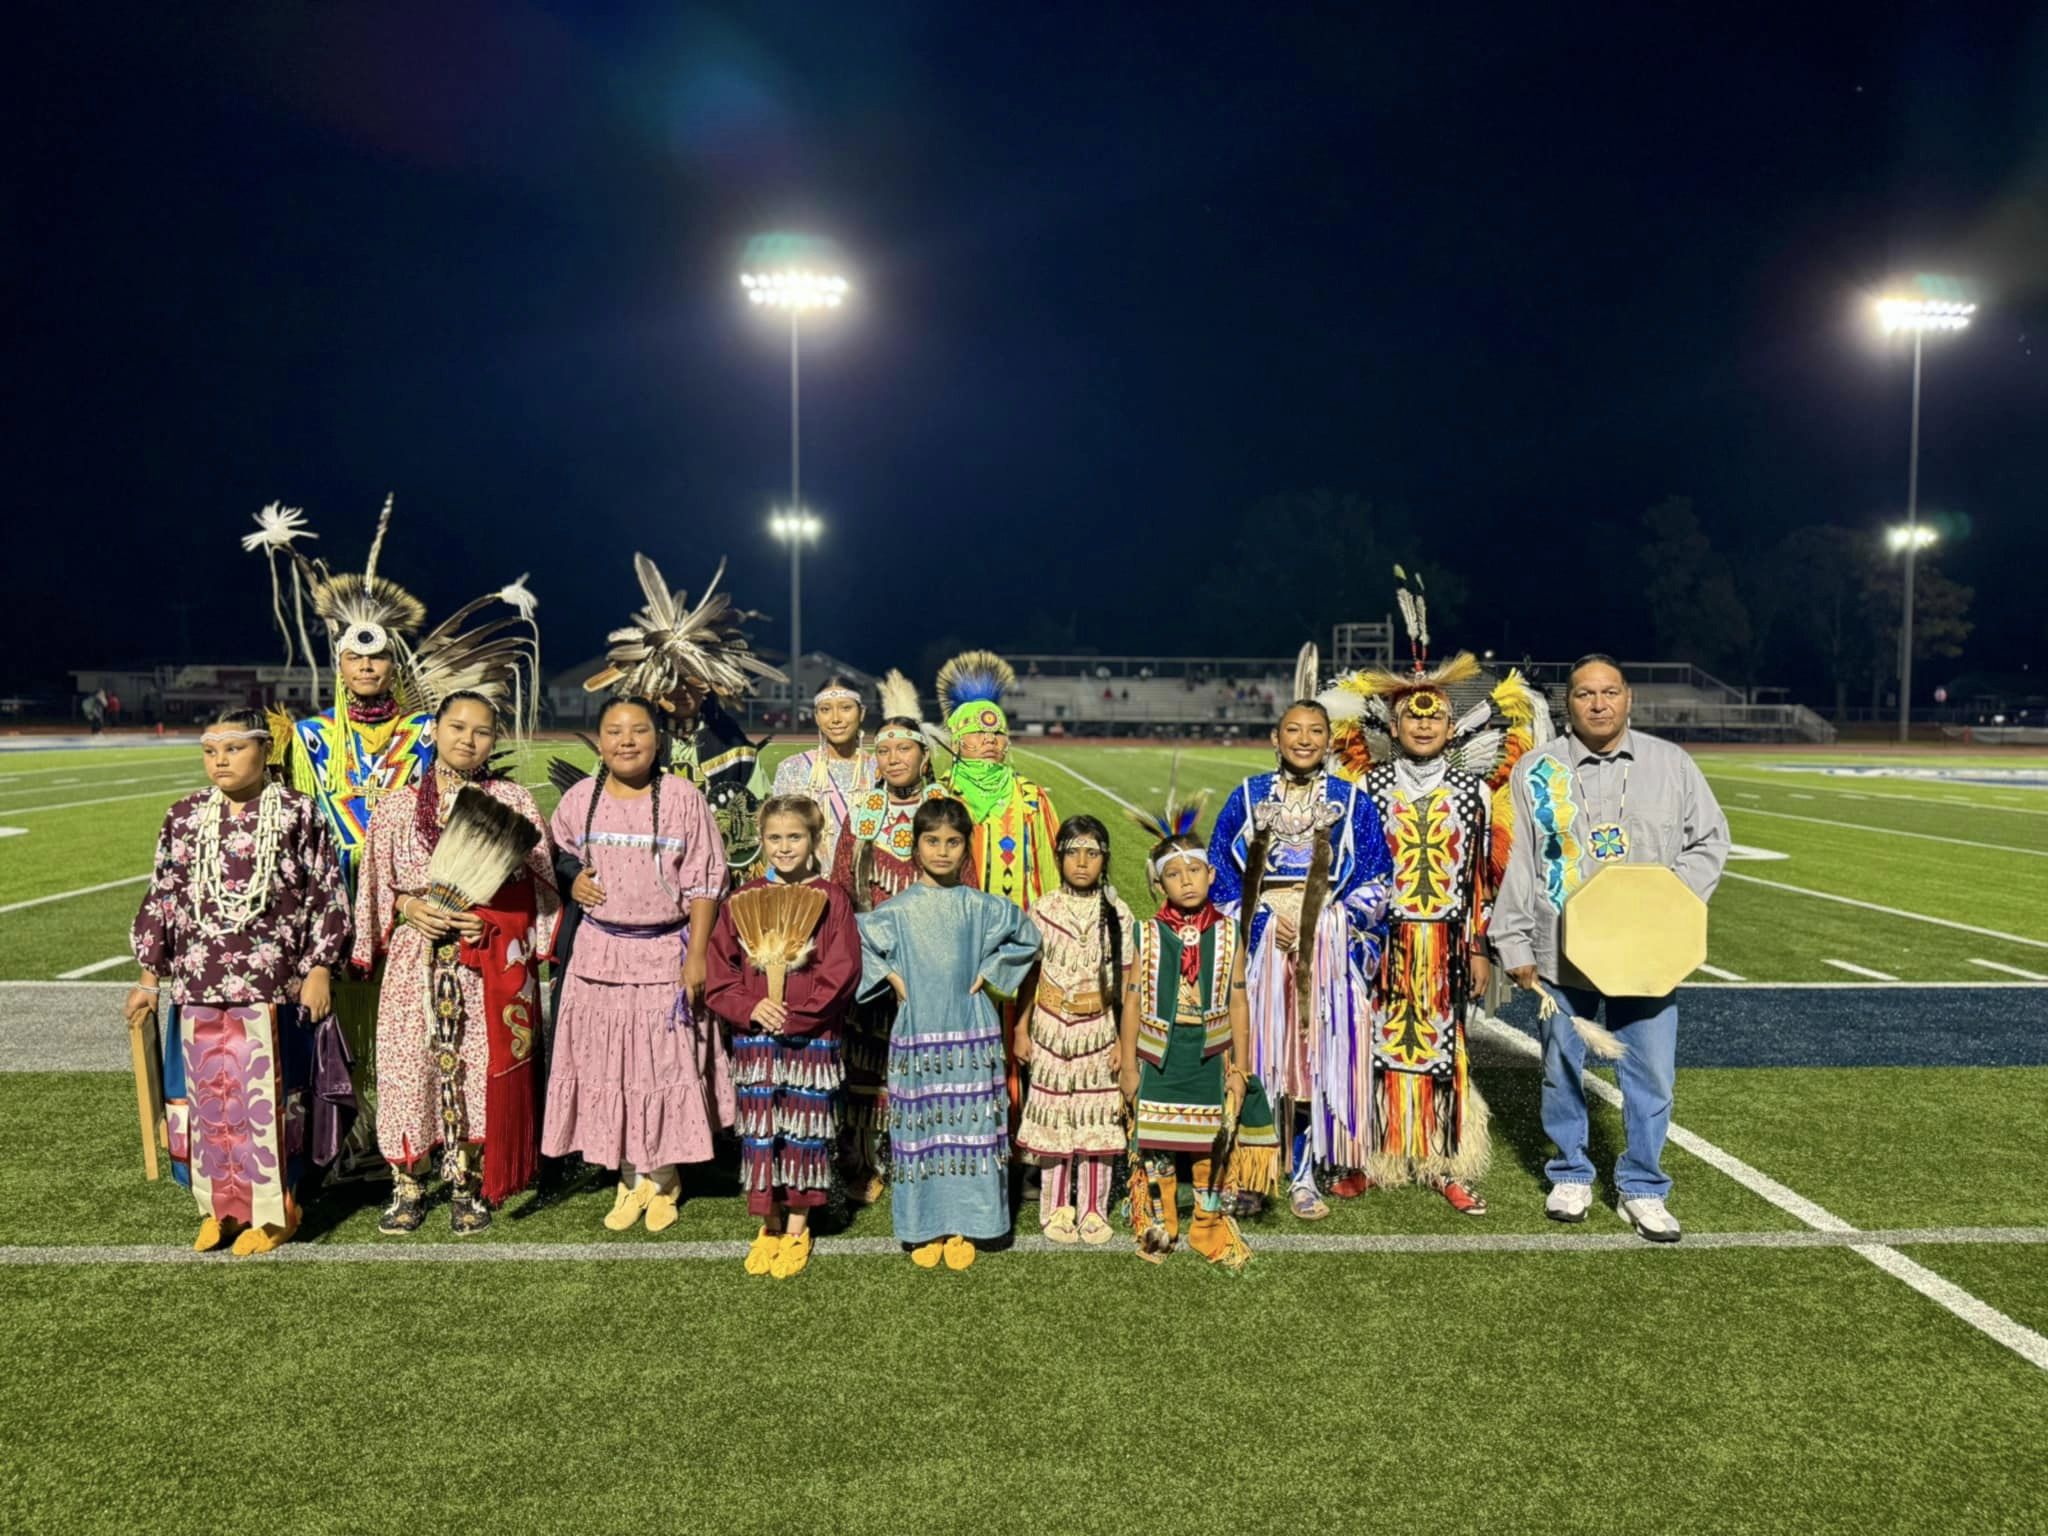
[69,664,324,724]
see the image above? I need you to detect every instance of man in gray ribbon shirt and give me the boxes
[1490,655,1729,1242]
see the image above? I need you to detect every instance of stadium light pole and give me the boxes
[767,509,823,708]
[741,242,849,709]
[1875,292,1973,744]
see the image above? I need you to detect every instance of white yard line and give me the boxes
[1703,772,2048,818]
[1684,980,2048,989]
[0,787,188,816]
[0,874,151,916]
[0,774,194,812]
[1013,748,1147,814]
[1789,793,1815,800]
[1471,1015,2048,1372]
[1720,871,2048,951]
[1726,804,2046,858]
[0,756,190,783]
[1695,963,1746,981]
[2,1225,2042,1268]
[1823,958,1899,981]
[1967,958,2048,982]
[54,956,133,980]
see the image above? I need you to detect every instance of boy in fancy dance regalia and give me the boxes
[242,497,542,1176]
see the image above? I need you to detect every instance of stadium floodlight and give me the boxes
[742,234,851,707]
[768,509,824,705]
[1873,278,1973,744]
[1885,524,1938,553]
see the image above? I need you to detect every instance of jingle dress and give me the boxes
[856,882,1040,1243]
[351,776,559,1193]
[704,875,860,1216]
[1016,886,1135,1163]
[828,781,971,1159]
[130,785,352,1227]
[543,774,733,1171]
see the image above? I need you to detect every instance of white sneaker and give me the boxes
[1545,1182,1593,1223]
[1620,1195,1682,1243]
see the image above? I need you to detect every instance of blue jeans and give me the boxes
[1538,981,1678,1199]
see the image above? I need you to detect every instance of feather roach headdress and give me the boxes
[935,648,1016,739]
[1318,562,1554,788]
[1122,755,1213,879]
[583,554,784,714]
[242,496,543,736]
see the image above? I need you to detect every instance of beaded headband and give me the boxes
[201,728,272,744]
[873,723,925,746]
[813,685,862,708]
[1150,846,1211,877]
[1058,836,1105,855]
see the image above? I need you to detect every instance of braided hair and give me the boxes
[1055,813,1122,1003]
[583,695,670,893]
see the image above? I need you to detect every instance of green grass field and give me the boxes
[3,735,2046,1533]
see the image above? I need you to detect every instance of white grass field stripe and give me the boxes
[54,956,134,980]
[1823,958,1899,981]
[0,787,189,816]
[1695,963,1745,981]
[1012,748,1146,815]
[1720,871,2048,951]
[0,774,194,813]
[1702,771,2048,819]
[3,1225,2043,1268]
[1683,980,2048,989]
[1789,793,1815,799]
[0,873,151,916]
[1726,804,2048,858]
[0,755,191,780]
[1968,958,2048,982]
[1471,1016,2048,1370]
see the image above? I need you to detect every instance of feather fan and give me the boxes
[729,882,830,1004]
[424,789,540,913]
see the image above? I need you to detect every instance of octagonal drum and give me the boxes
[1560,863,1707,998]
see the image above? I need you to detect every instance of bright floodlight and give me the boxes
[740,269,850,312]
[1876,296,1975,333]
[1886,524,1938,552]
[768,509,823,542]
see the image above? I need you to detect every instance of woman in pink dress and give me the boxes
[544,695,732,1233]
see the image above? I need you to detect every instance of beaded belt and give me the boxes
[1036,978,1104,1016]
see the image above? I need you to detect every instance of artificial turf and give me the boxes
[4,1248,2044,1534]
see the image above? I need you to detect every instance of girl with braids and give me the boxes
[1208,693,1391,1221]
[352,692,560,1235]
[1014,815,1135,1245]
[857,797,1040,1270]
[128,707,352,1255]
[543,696,732,1233]
[827,684,969,1203]
[704,797,859,1280]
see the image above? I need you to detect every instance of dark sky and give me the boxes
[12,2,2047,694]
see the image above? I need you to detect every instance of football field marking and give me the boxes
[0,787,188,816]
[1471,1016,2048,1372]
[1695,963,1746,981]
[1726,805,2048,858]
[1968,958,2048,982]
[54,956,133,980]
[2,1224,2043,1268]
[1721,871,2048,951]
[1014,748,1147,815]
[0,874,151,916]
[1704,772,2048,818]
[1823,959,1899,981]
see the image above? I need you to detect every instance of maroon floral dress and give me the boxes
[130,785,352,1226]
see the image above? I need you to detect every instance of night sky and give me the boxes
[13,2,2046,695]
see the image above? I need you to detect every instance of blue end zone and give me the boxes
[1489,985,2048,1068]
